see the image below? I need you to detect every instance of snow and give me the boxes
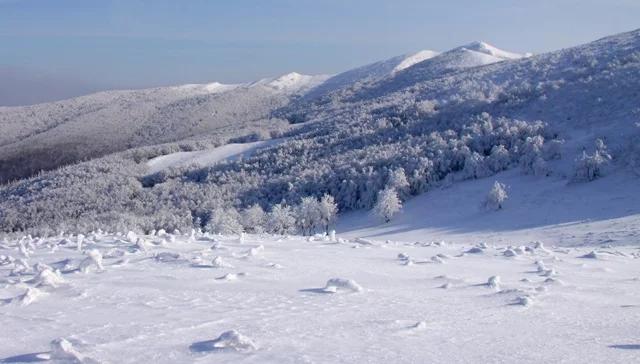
[338,169,640,247]
[1,226,639,363]
[303,49,440,99]
[174,81,240,94]
[250,72,330,92]
[458,41,523,60]
[146,138,285,174]
[392,50,440,72]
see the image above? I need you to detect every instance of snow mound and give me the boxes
[154,252,182,263]
[211,256,234,268]
[487,275,501,289]
[190,330,257,353]
[513,295,534,307]
[503,249,518,257]
[79,249,104,272]
[408,321,428,330]
[217,272,247,281]
[50,338,84,362]
[323,278,363,293]
[579,251,601,259]
[34,268,65,288]
[13,287,47,306]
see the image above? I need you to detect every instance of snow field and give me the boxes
[1,231,639,363]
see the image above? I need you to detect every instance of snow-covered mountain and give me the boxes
[0,72,327,182]
[294,41,524,106]
[303,49,439,100]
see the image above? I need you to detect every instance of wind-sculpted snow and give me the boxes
[0,231,639,363]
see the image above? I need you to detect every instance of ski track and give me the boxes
[1,232,639,363]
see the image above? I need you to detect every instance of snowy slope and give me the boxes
[303,49,439,100]
[147,138,285,174]
[250,72,330,92]
[339,169,640,247]
[336,41,524,100]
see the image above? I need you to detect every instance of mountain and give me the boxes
[0,72,327,183]
[290,42,523,110]
[0,29,639,235]
[303,49,439,100]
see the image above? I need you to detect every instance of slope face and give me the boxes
[303,50,439,100]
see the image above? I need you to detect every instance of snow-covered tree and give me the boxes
[373,188,402,223]
[571,139,611,183]
[487,145,511,172]
[462,152,491,179]
[318,194,338,233]
[205,208,243,235]
[267,203,296,235]
[241,204,266,233]
[296,196,322,235]
[387,168,410,199]
[484,181,508,211]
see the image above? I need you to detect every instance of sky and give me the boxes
[1,0,639,106]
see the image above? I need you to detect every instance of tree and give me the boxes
[241,204,266,233]
[484,181,508,210]
[205,208,243,235]
[388,168,410,199]
[267,203,296,235]
[318,194,338,233]
[571,139,611,183]
[373,188,402,223]
[296,196,322,235]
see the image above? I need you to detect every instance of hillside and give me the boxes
[303,49,439,100]
[0,73,324,183]
[0,29,638,236]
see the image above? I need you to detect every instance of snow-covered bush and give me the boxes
[296,196,323,235]
[373,188,402,223]
[571,139,612,183]
[205,208,243,235]
[484,181,508,211]
[487,145,511,172]
[241,204,266,233]
[318,194,338,233]
[266,203,296,235]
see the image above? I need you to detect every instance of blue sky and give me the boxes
[1,0,639,105]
